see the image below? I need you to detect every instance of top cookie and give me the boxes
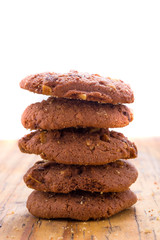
[20,70,134,104]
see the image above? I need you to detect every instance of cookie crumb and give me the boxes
[71,229,74,233]
[144,229,152,234]
[13,227,19,231]
[7,211,15,215]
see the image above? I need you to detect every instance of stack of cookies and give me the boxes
[18,70,138,221]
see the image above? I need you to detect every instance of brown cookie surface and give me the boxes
[24,160,138,193]
[18,128,137,165]
[27,189,137,220]
[20,70,134,104]
[22,97,133,130]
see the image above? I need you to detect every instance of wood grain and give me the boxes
[0,138,160,240]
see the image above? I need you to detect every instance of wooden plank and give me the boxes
[0,138,160,240]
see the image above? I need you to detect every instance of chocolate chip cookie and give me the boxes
[24,160,138,193]
[20,70,134,104]
[18,128,137,165]
[27,189,137,220]
[21,97,133,130]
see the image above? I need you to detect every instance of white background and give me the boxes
[0,0,160,139]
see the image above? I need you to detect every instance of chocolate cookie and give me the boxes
[27,189,137,220]
[22,97,133,130]
[20,70,134,104]
[18,128,137,165]
[24,160,138,193]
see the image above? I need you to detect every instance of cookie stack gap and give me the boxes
[19,70,138,221]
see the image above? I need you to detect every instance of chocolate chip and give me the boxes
[123,111,131,121]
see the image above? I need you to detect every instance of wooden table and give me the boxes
[0,138,160,240]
